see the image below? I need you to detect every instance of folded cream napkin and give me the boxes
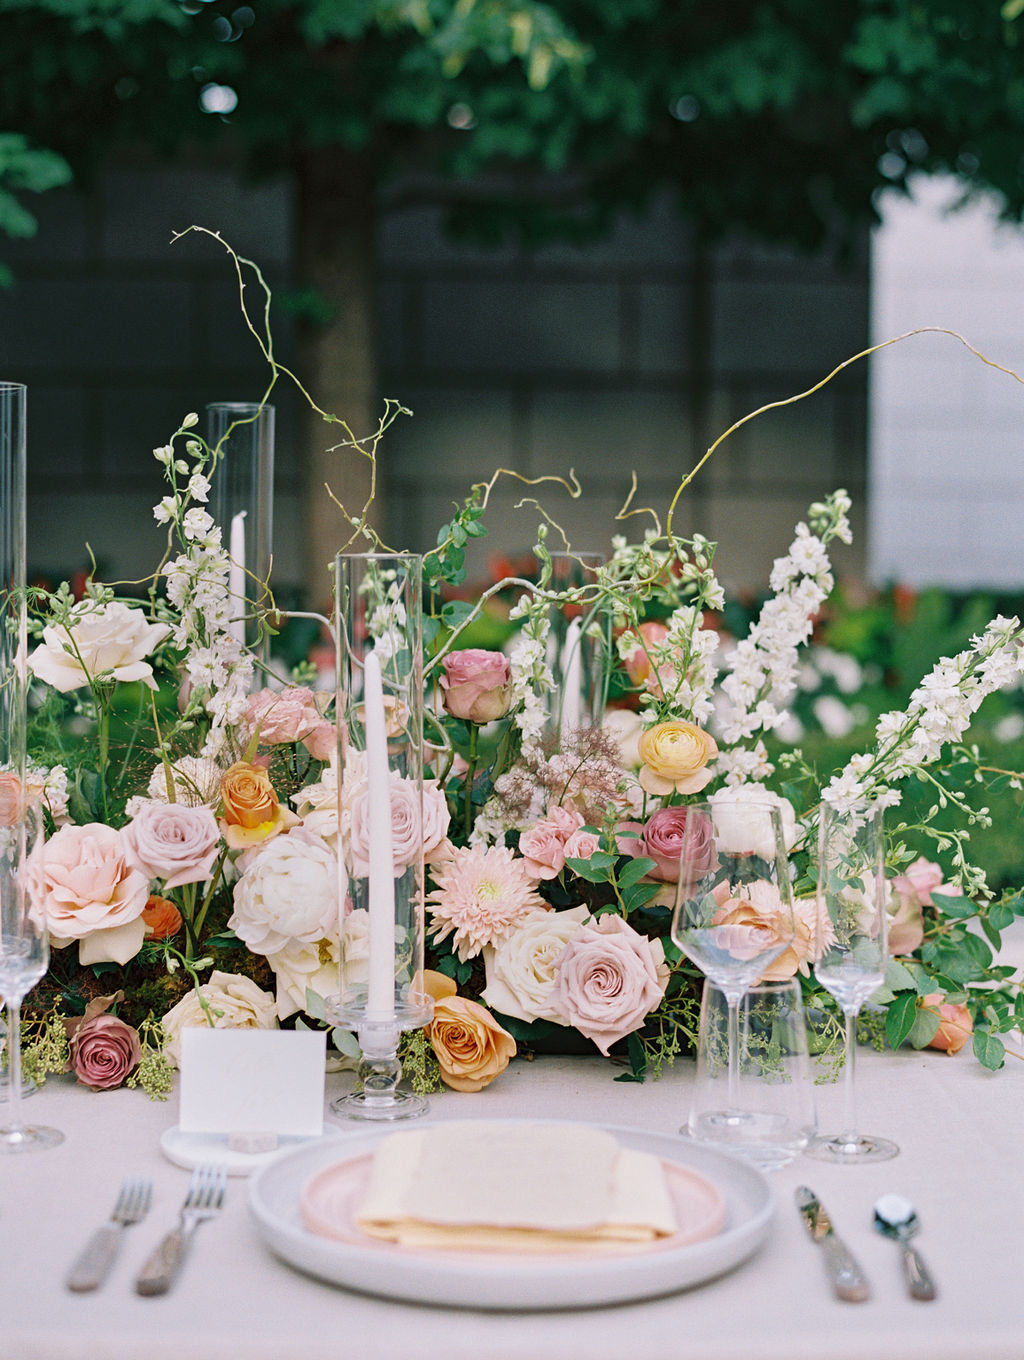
[353,1121,679,1253]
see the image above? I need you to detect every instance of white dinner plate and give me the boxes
[247,1119,774,1310]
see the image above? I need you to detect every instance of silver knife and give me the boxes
[795,1186,871,1302]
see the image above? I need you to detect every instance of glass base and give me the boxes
[805,1131,899,1164]
[686,1110,811,1171]
[331,1089,428,1122]
[0,1123,64,1154]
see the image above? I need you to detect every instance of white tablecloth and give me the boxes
[1,1042,1020,1360]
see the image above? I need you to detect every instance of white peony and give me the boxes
[481,905,590,1024]
[710,784,800,858]
[161,970,278,1066]
[29,600,170,693]
[228,827,338,957]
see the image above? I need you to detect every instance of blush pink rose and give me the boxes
[440,649,514,724]
[564,827,602,861]
[642,805,716,884]
[550,914,668,1056]
[242,686,334,759]
[29,822,150,965]
[69,1014,141,1091]
[349,772,435,877]
[889,857,960,955]
[0,771,21,827]
[519,805,585,880]
[122,799,221,890]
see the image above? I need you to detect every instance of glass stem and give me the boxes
[5,1001,23,1133]
[727,998,741,1112]
[840,1006,859,1145]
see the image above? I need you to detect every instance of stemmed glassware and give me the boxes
[0,796,62,1152]
[672,797,796,1143]
[806,798,898,1164]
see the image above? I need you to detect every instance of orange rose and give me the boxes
[427,995,516,1092]
[142,894,183,941]
[219,761,299,849]
[922,993,973,1055]
[638,720,718,796]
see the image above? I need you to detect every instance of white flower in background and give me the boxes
[293,764,339,847]
[481,905,589,1024]
[29,600,170,693]
[143,755,223,808]
[229,828,338,957]
[161,971,279,1066]
[710,783,800,856]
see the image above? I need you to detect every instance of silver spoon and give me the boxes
[873,1194,937,1300]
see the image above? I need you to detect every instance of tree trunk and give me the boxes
[295,145,381,615]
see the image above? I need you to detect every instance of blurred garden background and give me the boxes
[3,0,1024,887]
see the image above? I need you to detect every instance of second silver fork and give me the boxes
[66,1175,153,1292]
[135,1163,227,1296]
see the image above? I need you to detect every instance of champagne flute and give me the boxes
[672,797,796,1138]
[806,798,897,1164]
[0,796,62,1153]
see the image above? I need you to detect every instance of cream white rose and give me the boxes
[161,970,278,1066]
[229,828,338,957]
[481,905,589,1024]
[29,600,170,693]
[267,933,341,1020]
[710,784,799,857]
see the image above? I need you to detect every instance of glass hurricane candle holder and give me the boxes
[326,553,432,1120]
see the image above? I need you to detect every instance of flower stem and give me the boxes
[463,724,479,841]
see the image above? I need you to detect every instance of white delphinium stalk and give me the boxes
[506,590,552,752]
[715,489,852,781]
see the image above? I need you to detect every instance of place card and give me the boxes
[179,1027,327,1139]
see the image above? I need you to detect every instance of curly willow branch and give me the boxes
[665,327,1024,539]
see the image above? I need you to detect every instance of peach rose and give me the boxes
[427,995,517,1091]
[219,761,299,850]
[638,720,718,797]
[711,879,801,980]
[29,822,149,965]
[142,894,183,940]
[922,993,973,1055]
[0,771,21,827]
[440,649,514,724]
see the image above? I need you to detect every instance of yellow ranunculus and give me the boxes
[637,720,718,797]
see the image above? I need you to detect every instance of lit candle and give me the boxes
[229,510,247,649]
[363,650,396,1021]
[560,618,582,737]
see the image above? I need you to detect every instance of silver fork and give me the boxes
[135,1163,227,1297]
[66,1175,154,1292]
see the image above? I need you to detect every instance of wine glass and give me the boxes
[0,795,62,1153]
[672,797,796,1142]
[806,798,897,1164]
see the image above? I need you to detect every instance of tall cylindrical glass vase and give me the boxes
[327,553,432,1119]
[0,383,26,784]
[541,551,609,742]
[207,402,275,660]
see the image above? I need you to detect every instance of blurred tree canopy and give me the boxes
[3,0,1024,598]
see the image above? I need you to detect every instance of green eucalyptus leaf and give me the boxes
[884,991,918,1048]
[973,1030,1005,1071]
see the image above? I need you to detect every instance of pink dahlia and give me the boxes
[426,844,547,962]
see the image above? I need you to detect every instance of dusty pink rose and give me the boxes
[29,822,150,965]
[922,992,973,1055]
[122,799,221,890]
[69,1014,141,1091]
[439,649,514,724]
[519,805,585,880]
[243,686,328,745]
[642,805,716,884]
[550,914,668,1056]
[422,780,452,864]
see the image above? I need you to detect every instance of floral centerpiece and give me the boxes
[14,237,1024,1097]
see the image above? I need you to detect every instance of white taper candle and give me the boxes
[229,510,247,650]
[363,650,396,1020]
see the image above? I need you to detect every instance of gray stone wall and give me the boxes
[0,161,868,604]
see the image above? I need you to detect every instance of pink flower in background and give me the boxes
[519,805,585,880]
[427,843,547,961]
[69,1014,141,1091]
[563,827,602,862]
[642,805,715,884]
[29,822,149,966]
[439,649,514,723]
[889,857,960,955]
[122,799,221,889]
[550,914,668,1056]
[0,771,21,827]
[348,772,440,877]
